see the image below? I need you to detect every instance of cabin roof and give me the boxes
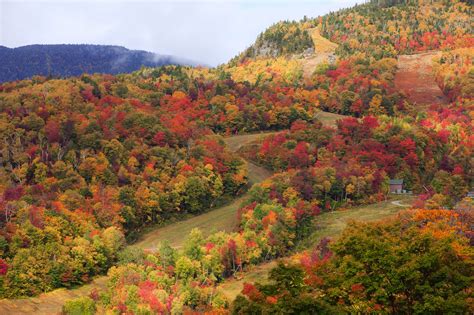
[389,179,403,185]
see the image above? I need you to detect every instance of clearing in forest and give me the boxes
[0,277,109,315]
[314,110,347,127]
[300,27,338,78]
[223,132,278,153]
[394,52,448,107]
[309,27,338,54]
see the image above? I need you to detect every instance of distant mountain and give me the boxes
[0,44,198,83]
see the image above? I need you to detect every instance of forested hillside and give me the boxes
[0,0,472,313]
[0,45,193,83]
[235,0,472,62]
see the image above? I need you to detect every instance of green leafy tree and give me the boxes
[318,220,473,314]
[63,297,96,315]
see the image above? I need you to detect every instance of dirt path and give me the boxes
[0,133,274,315]
[0,277,108,315]
[314,111,347,127]
[300,27,337,78]
[301,53,335,78]
[218,195,415,300]
[391,199,411,207]
[394,52,448,107]
[223,132,277,153]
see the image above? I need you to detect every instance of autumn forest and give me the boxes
[0,0,472,314]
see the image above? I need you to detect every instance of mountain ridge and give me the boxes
[0,44,200,83]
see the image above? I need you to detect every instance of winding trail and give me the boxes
[300,27,338,79]
[0,133,274,315]
[133,133,274,250]
[391,199,411,207]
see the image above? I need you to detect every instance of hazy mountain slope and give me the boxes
[0,44,196,83]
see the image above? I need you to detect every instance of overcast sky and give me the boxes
[1,0,360,66]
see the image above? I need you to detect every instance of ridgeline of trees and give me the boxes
[0,44,193,83]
